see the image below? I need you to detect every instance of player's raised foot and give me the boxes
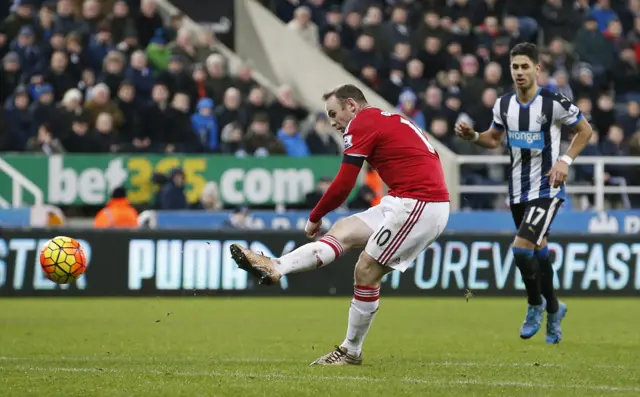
[545,302,567,344]
[309,346,363,366]
[229,244,281,285]
[520,296,547,339]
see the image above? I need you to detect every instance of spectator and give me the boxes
[244,86,269,129]
[136,0,163,48]
[287,6,320,47]
[98,50,126,98]
[205,53,233,105]
[352,33,382,72]
[51,87,84,136]
[65,32,88,79]
[618,101,640,139]
[244,112,285,156]
[613,44,640,100]
[215,87,245,132]
[157,167,188,210]
[62,115,96,152]
[138,82,170,152]
[11,25,45,79]
[541,0,578,43]
[158,55,196,100]
[591,0,619,33]
[551,69,573,101]
[37,2,56,45]
[547,38,577,75]
[0,52,22,104]
[232,65,255,97]
[348,185,376,210]
[1,0,35,40]
[422,85,444,126]
[322,29,356,73]
[87,22,115,72]
[405,58,428,96]
[268,85,309,130]
[29,83,57,134]
[192,181,223,210]
[575,16,615,74]
[167,27,211,67]
[191,63,214,102]
[44,50,77,102]
[382,5,411,53]
[277,116,310,157]
[26,123,65,153]
[115,81,137,147]
[397,89,426,130]
[4,86,33,150]
[84,83,124,128]
[341,10,362,50]
[574,130,603,183]
[460,54,484,104]
[53,0,88,37]
[303,177,332,209]
[124,50,155,104]
[219,121,246,156]
[93,112,119,153]
[191,97,219,152]
[94,186,139,229]
[109,0,137,46]
[82,0,104,37]
[166,92,199,153]
[306,112,341,155]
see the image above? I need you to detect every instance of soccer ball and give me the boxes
[39,236,87,284]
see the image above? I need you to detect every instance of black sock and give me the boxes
[512,247,542,306]
[536,246,559,313]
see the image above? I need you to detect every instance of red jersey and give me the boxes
[343,107,449,202]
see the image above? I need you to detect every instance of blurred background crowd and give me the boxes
[268,0,640,208]
[0,0,639,213]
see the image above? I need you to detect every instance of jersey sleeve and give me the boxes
[491,99,504,131]
[553,95,583,127]
[342,116,376,158]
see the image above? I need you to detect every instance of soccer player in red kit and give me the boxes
[230,84,450,365]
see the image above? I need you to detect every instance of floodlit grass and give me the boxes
[0,297,638,396]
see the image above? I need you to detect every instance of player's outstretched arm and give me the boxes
[309,155,364,224]
[454,121,505,149]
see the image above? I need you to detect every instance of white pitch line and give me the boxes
[0,356,636,370]
[4,365,640,394]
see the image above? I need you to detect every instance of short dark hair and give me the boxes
[322,84,368,104]
[510,42,539,63]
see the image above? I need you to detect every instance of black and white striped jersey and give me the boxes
[491,88,583,204]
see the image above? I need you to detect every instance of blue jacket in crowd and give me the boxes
[191,98,219,151]
[277,130,310,157]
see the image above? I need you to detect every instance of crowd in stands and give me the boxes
[270,0,640,208]
[0,0,343,158]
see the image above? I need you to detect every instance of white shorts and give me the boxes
[355,196,449,272]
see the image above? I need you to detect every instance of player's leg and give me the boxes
[536,238,568,344]
[230,206,384,285]
[310,252,391,366]
[511,202,545,339]
[310,199,449,366]
[513,198,563,340]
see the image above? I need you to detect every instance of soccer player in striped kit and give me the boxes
[456,43,593,343]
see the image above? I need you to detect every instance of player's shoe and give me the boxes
[309,346,362,366]
[229,244,282,285]
[520,296,547,339]
[545,302,567,344]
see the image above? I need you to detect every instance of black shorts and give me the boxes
[510,197,564,246]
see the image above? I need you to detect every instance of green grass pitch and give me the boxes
[0,297,638,397]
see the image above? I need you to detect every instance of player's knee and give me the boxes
[354,252,388,286]
[327,217,371,251]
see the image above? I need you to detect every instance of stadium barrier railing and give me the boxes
[1,228,638,297]
[457,155,640,211]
